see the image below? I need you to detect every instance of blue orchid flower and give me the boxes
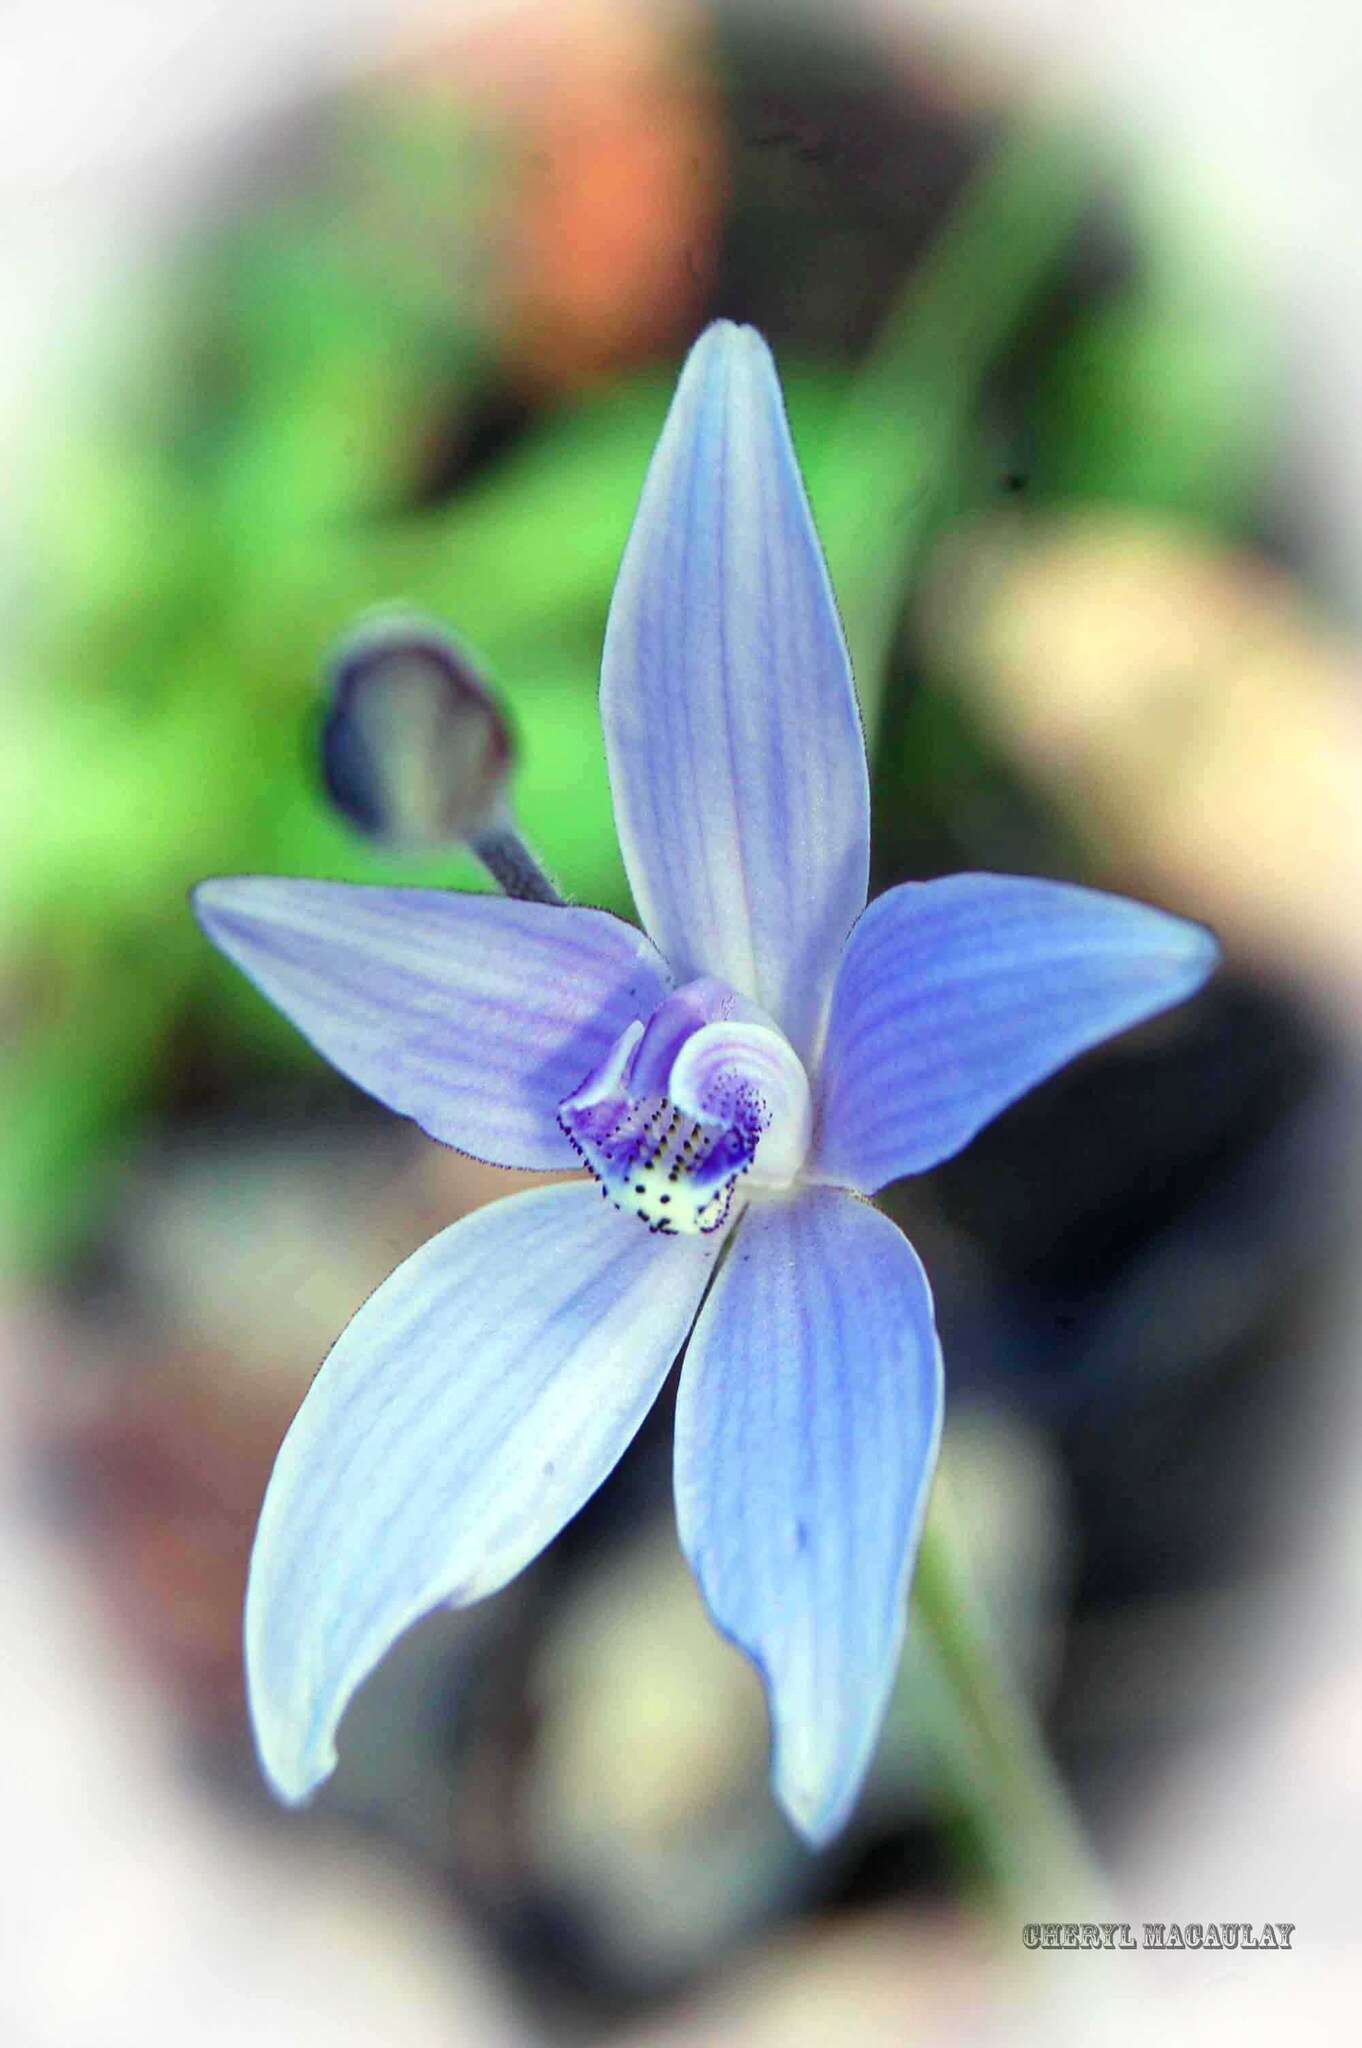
[194,321,1218,1845]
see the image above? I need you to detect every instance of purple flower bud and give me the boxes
[320,615,512,848]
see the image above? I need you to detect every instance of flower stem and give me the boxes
[468,817,565,906]
[816,113,1109,736]
[912,1478,1111,1920]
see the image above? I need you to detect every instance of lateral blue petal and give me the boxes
[601,321,870,1063]
[194,877,670,1171]
[813,874,1221,1193]
[247,1182,717,1802]
[674,1186,942,1845]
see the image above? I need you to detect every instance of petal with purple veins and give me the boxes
[194,877,670,1171]
[247,1181,718,1802]
[601,322,869,1063]
[813,873,1221,1193]
[674,1184,942,1844]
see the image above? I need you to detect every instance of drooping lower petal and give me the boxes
[813,873,1221,1193]
[247,1182,716,1803]
[194,877,670,1170]
[674,1185,942,1845]
[600,322,870,1064]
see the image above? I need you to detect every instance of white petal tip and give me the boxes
[692,316,766,355]
[251,1694,341,1807]
[262,1759,332,1809]
[1149,910,1222,997]
[1183,920,1222,975]
[681,320,781,400]
[777,1778,857,1852]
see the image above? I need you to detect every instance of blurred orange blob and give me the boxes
[43,1353,287,1734]
[404,0,724,388]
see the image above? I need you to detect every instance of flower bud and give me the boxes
[320,615,512,848]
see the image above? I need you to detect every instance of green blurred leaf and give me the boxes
[814,118,1102,733]
[1030,266,1275,527]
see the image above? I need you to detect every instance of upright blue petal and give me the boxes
[248,1182,717,1802]
[601,322,870,1064]
[674,1186,942,1844]
[194,878,670,1171]
[813,873,1221,1193]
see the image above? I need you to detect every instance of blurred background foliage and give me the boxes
[4,0,1356,2030]
[2,0,1290,1274]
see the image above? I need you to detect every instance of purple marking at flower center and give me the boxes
[557,980,776,1236]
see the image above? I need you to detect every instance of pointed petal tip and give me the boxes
[687,1591,860,1849]
[1136,901,1223,997]
[189,874,309,969]
[691,316,769,357]
[191,873,268,945]
[1179,914,1223,979]
[255,1732,332,1809]
[189,872,235,920]
[246,1570,338,1807]
[775,1763,859,1851]
[680,320,781,407]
